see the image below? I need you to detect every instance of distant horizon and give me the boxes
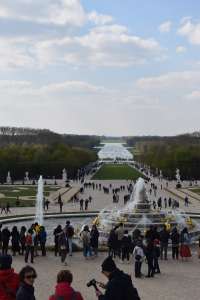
[0,125,198,138]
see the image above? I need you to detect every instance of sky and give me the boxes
[0,0,200,136]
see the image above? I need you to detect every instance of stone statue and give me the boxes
[6,171,11,184]
[25,171,29,182]
[62,168,67,182]
[176,169,181,182]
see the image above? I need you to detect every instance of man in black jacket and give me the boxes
[96,256,140,300]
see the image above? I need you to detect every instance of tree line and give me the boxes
[0,127,100,149]
[0,144,97,181]
[134,139,200,180]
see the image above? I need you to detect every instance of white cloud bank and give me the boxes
[0,25,162,69]
[178,19,200,45]
[159,21,172,33]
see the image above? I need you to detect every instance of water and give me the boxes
[98,143,133,160]
[35,175,44,225]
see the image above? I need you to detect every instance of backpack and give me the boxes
[67,226,74,238]
[25,234,33,246]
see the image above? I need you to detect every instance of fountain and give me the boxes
[94,177,200,241]
[35,175,44,225]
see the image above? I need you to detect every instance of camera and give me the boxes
[86,279,98,291]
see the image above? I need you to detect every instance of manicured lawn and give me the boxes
[190,188,200,195]
[0,185,61,207]
[92,164,145,180]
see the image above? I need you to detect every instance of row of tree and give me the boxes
[0,144,97,180]
[0,127,100,149]
[134,140,200,180]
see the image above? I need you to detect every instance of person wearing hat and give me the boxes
[0,254,20,300]
[96,256,140,300]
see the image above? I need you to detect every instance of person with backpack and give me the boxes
[58,228,69,266]
[96,256,140,300]
[24,229,34,264]
[66,221,74,256]
[0,254,19,300]
[80,225,91,259]
[132,241,145,278]
[49,270,84,300]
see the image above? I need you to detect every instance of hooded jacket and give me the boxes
[0,268,19,300]
[49,282,84,300]
[99,269,140,300]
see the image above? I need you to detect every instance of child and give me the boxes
[133,241,144,278]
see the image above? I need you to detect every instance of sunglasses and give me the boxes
[25,274,37,279]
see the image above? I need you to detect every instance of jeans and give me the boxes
[160,243,168,260]
[25,246,34,263]
[147,256,154,277]
[135,260,142,277]
[60,249,67,263]
[153,257,160,273]
[122,247,130,261]
[83,245,91,257]
[172,246,179,259]
[68,238,73,255]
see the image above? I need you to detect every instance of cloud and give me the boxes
[136,71,200,91]
[159,21,172,33]
[0,0,87,26]
[176,46,186,53]
[88,11,114,25]
[178,19,200,45]
[33,24,162,68]
[0,37,35,69]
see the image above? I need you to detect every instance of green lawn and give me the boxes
[0,185,61,207]
[190,188,200,195]
[92,164,145,180]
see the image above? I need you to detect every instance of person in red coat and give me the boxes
[49,270,84,300]
[0,254,20,300]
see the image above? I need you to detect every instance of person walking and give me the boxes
[107,229,118,258]
[80,225,91,259]
[24,229,34,264]
[0,254,20,300]
[80,199,84,211]
[39,226,47,256]
[90,225,99,257]
[53,225,62,256]
[115,223,124,258]
[121,230,132,263]
[19,226,27,256]
[49,270,84,300]
[160,225,170,260]
[66,221,74,257]
[180,227,192,260]
[145,240,155,278]
[16,266,37,300]
[171,227,180,260]
[2,227,11,255]
[11,226,20,256]
[132,241,144,278]
[153,239,161,274]
[58,228,69,266]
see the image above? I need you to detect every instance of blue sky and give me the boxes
[0,0,200,136]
